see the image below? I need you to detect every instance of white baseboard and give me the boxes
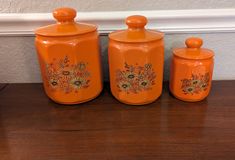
[0,9,235,36]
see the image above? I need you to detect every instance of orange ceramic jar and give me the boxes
[108,15,164,105]
[35,8,102,104]
[170,37,214,102]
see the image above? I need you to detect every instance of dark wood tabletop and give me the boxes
[0,81,235,160]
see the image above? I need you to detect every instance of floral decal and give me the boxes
[116,63,156,94]
[181,72,210,95]
[45,56,90,93]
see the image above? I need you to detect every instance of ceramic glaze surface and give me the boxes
[108,15,164,105]
[170,37,214,102]
[35,8,102,104]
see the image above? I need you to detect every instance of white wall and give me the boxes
[0,33,234,83]
[0,0,235,13]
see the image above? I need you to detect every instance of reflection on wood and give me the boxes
[0,81,235,159]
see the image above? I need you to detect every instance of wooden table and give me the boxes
[0,81,235,160]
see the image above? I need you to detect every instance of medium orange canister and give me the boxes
[35,8,102,104]
[170,37,214,102]
[108,15,164,105]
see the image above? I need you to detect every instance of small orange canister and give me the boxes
[35,7,102,104]
[170,37,214,102]
[108,15,164,105]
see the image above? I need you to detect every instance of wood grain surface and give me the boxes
[0,81,235,160]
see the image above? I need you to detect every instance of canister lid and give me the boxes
[35,7,97,37]
[173,37,214,60]
[109,15,164,43]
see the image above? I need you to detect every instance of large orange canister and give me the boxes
[108,15,164,105]
[170,37,214,102]
[35,7,102,104]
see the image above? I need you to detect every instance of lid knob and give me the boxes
[53,7,76,23]
[186,37,203,48]
[126,15,147,28]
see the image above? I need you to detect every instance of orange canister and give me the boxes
[108,15,164,105]
[170,37,214,102]
[35,7,102,104]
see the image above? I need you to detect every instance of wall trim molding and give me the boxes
[0,9,235,36]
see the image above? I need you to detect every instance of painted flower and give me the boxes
[200,82,208,90]
[139,79,150,89]
[62,70,71,76]
[124,72,136,80]
[70,77,85,89]
[115,62,156,94]
[137,74,145,80]
[59,67,73,77]
[184,86,195,94]
[192,79,201,86]
[49,79,59,88]
[45,56,90,93]
[181,72,210,94]
[145,63,152,70]
[118,81,131,92]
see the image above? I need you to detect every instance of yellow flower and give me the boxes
[49,79,59,88]
[118,81,131,91]
[124,72,136,80]
[59,67,72,76]
[139,79,150,89]
[185,86,195,94]
[200,82,208,89]
[70,77,85,89]
[192,79,201,86]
